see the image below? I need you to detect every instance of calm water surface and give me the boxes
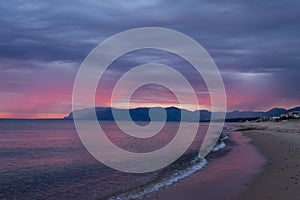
[0,120,209,200]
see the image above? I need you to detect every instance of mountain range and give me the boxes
[64,106,300,122]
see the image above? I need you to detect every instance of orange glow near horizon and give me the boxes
[0,112,67,119]
[1,70,299,119]
[1,100,299,119]
[1,85,299,119]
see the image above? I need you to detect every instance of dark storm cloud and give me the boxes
[1,0,299,67]
[0,0,299,114]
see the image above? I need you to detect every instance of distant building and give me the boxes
[291,111,300,118]
[280,113,289,119]
[271,116,280,120]
[280,111,300,119]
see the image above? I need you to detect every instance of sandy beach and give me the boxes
[145,121,300,200]
[237,121,300,200]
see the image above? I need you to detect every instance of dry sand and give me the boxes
[145,121,300,200]
[237,121,300,200]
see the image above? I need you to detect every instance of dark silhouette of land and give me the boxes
[64,106,300,122]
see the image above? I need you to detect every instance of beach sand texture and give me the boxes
[146,121,300,200]
[237,121,300,200]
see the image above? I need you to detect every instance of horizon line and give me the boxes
[1,105,299,120]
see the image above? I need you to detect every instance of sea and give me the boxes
[0,120,256,200]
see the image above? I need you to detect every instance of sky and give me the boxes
[0,0,300,118]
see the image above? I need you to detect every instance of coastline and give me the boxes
[237,121,300,200]
[144,121,300,200]
[144,126,266,200]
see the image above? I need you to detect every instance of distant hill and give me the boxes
[265,108,288,116]
[64,106,300,122]
[288,107,300,112]
[65,107,200,121]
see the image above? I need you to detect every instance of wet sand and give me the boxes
[145,121,300,200]
[237,121,300,200]
[145,128,266,200]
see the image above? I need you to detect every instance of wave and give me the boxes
[212,141,226,152]
[213,133,229,152]
[109,133,229,200]
[109,157,207,200]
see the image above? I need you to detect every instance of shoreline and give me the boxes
[237,121,300,200]
[144,121,300,200]
[107,132,230,200]
[144,126,266,200]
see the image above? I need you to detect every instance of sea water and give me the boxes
[0,120,222,200]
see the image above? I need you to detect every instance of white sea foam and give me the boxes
[221,134,229,141]
[110,134,229,200]
[212,134,228,152]
[109,157,207,200]
[212,141,226,152]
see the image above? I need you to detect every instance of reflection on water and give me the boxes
[0,120,208,200]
